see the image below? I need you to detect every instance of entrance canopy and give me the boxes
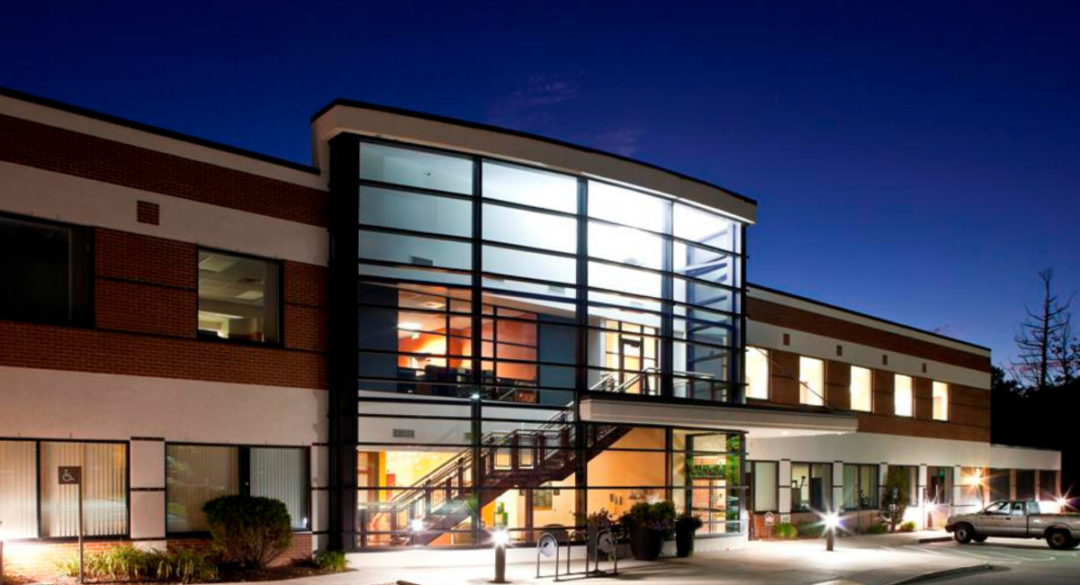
[579,397,858,438]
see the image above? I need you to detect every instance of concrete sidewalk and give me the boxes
[234,532,980,585]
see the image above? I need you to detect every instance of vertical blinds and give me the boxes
[251,448,308,530]
[0,441,38,538]
[165,445,240,533]
[39,442,127,537]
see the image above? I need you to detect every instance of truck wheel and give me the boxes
[954,524,974,544]
[973,535,987,543]
[1046,530,1073,550]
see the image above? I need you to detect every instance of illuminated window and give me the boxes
[198,250,281,343]
[933,381,949,421]
[850,366,872,412]
[894,375,913,417]
[745,347,769,400]
[799,357,825,406]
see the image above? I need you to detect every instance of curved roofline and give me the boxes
[749,282,992,353]
[0,84,320,175]
[312,98,758,207]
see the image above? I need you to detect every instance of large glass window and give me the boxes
[932,381,949,421]
[850,366,872,412]
[928,466,953,504]
[745,347,769,400]
[843,464,880,510]
[39,442,127,537]
[0,214,91,325]
[166,444,308,533]
[750,461,777,512]
[197,250,281,343]
[894,375,914,417]
[481,160,577,213]
[360,142,474,195]
[799,357,825,406]
[483,204,576,253]
[587,181,668,232]
[359,186,471,237]
[0,440,38,538]
[791,462,832,512]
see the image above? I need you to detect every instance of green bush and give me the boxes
[864,523,889,535]
[774,522,798,540]
[162,549,220,584]
[620,501,676,533]
[796,521,824,538]
[203,495,293,569]
[899,521,917,533]
[53,545,218,583]
[313,549,348,573]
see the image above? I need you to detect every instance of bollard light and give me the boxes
[1,520,6,585]
[409,519,425,547]
[824,513,840,552]
[492,529,510,584]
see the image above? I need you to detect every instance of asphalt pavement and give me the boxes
[887,538,1080,585]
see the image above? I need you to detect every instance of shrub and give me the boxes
[864,523,889,535]
[796,521,824,538]
[203,495,293,569]
[619,501,676,533]
[675,512,704,532]
[881,468,910,532]
[162,549,220,584]
[53,546,218,583]
[899,521,917,533]
[774,522,798,540]
[313,549,348,573]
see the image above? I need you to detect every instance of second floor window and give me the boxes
[932,381,949,421]
[850,366,873,412]
[197,250,281,343]
[799,356,825,406]
[745,347,770,400]
[0,214,91,325]
[894,374,913,417]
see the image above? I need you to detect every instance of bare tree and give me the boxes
[1052,312,1079,386]
[1012,269,1071,392]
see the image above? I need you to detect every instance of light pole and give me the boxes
[1,520,6,585]
[824,513,839,552]
[492,529,510,583]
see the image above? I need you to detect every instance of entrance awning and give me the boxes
[579,397,858,438]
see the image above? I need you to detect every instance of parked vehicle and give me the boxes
[946,500,1080,550]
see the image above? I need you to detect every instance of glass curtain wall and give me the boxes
[348,137,748,548]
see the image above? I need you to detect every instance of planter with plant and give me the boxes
[619,501,675,561]
[674,513,703,557]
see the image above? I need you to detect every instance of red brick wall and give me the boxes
[763,348,991,442]
[0,114,327,227]
[748,297,990,373]
[0,228,329,390]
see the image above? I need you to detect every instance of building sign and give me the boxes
[780,514,791,524]
[764,512,775,526]
[59,466,82,485]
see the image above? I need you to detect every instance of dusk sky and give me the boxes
[3,0,1077,367]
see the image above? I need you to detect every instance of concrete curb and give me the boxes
[884,563,993,585]
[916,536,955,544]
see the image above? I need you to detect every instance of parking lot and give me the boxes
[888,539,1080,584]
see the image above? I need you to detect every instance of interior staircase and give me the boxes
[362,371,651,546]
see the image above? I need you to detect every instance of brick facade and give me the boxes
[0,113,328,227]
[760,347,991,442]
[748,297,991,373]
[0,227,329,389]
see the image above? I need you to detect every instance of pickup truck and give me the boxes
[946,499,1080,549]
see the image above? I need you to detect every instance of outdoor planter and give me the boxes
[629,524,666,561]
[675,513,703,557]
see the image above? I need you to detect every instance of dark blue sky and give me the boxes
[3,1,1077,366]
